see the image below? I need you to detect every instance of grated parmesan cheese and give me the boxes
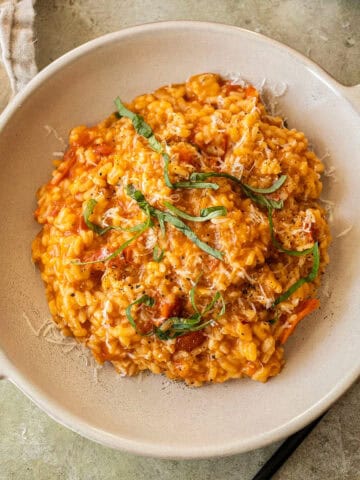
[24,312,102,382]
[44,125,67,148]
[336,225,353,238]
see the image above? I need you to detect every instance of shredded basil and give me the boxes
[160,211,223,260]
[115,97,163,153]
[115,97,220,191]
[127,185,224,260]
[244,175,287,194]
[83,199,108,235]
[83,198,149,236]
[268,311,280,325]
[156,287,225,340]
[74,205,152,265]
[273,242,320,305]
[163,152,219,190]
[125,294,155,336]
[242,185,284,210]
[153,245,165,262]
[125,279,226,340]
[190,172,285,210]
[163,202,227,222]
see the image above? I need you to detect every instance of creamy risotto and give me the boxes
[32,73,330,386]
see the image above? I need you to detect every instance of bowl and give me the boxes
[0,21,359,458]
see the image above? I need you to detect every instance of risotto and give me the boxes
[32,73,330,386]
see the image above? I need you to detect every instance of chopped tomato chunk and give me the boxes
[175,331,205,352]
[93,143,114,156]
[50,147,76,186]
[245,85,258,98]
[279,298,320,344]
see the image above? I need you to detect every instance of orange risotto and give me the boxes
[32,73,330,386]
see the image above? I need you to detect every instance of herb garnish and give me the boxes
[162,153,219,190]
[115,97,219,190]
[83,198,149,235]
[125,280,226,340]
[125,295,155,336]
[97,97,321,307]
[273,242,320,305]
[115,98,162,152]
[153,245,165,262]
[189,172,286,210]
[74,212,152,265]
[163,202,227,222]
[84,199,108,235]
[126,185,223,260]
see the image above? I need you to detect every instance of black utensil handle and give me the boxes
[252,413,326,480]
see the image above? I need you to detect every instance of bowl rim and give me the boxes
[0,20,359,459]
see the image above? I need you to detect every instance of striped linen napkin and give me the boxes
[0,0,37,110]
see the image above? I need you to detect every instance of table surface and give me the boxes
[1,1,359,479]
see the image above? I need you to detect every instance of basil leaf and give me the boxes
[132,114,153,138]
[163,201,227,222]
[190,172,285,210]
[83,199,109,235]
[243,174,287,194]
[190,172,287,194]
[202,292,223,316]
[163,152,218,190]
[153,245,165,262]
[190,171,240,184]
[200,206,227,218]
[74,211,152,265]
[157,213,166,236]
[148,135,163,153]
[115,97,219,191]
[190,276,202,314]
[125,294,155,336]
[114,97,136,121]
[273,242,320,305]
[127,185,224,260]
[242,185,284,210]
[217,293,226,318]
[126,280,224,340]
[173,181,220,190]
[155,315,211,340]
[83,198,151,236]
[160,211,223,260]
[162,153,174,189]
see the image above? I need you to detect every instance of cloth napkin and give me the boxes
[0,0,37,110]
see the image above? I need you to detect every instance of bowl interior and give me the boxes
[0,22,359,457]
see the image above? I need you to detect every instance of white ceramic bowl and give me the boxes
[0,22,359,459]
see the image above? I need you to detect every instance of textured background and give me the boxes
[1,1,359,479]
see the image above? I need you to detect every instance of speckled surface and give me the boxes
[1,1,360,478]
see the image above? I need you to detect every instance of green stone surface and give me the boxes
[1,1,360,478]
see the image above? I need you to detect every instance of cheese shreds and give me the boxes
[22,312,48,337]
[32,73,330,386]
[336,225,353,238]
[44,125,67,148]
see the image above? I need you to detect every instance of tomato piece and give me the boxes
[77,215,88,233]
[175,331,205,352]
[223,83,243,95]
[71,130,92,147]
[93,143,114,156]
[159,296,183,319]
[123,247,133,263]
[50,147,76,186]
[279,298,320,344]
[245,85,258,98]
